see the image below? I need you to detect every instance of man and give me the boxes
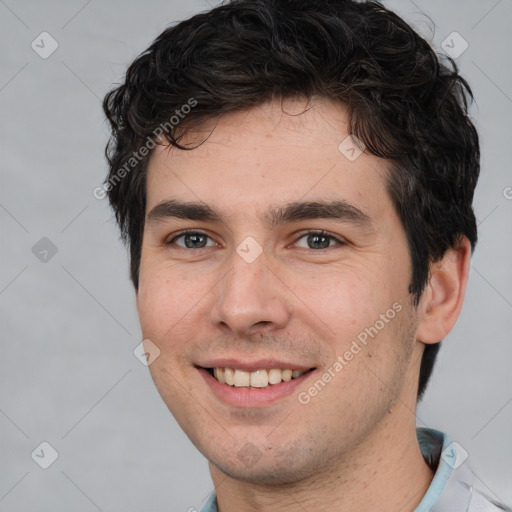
[102,0,510,510]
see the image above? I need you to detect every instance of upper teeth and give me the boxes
[213,368,307,388]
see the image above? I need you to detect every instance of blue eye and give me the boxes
[294,231,344,250]
[169,231,217,249]
[167,230,344,251]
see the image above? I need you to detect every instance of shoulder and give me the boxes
[468,489,512,512]
[415,428,511,512]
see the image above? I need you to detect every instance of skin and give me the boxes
[137,97,471,511]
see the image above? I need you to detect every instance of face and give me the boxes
[137,98,424,484]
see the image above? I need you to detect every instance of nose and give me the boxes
[209,248,292,337]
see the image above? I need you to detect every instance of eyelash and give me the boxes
[166,229,346,251]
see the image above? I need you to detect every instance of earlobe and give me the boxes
[416,236,472,344]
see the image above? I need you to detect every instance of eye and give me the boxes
[294,230,345,250]
[168,230,218,249]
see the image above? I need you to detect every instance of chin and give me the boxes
[207,438,334,486]
[213,460,306,486]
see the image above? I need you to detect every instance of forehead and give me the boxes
[145,98,394,223]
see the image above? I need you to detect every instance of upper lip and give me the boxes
[197,358,315,372]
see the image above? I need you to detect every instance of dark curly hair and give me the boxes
[102,0,480,401]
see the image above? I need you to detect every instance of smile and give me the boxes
[208,367,312,388]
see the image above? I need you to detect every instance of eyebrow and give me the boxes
[146,199,374,230]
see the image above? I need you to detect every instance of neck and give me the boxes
[210,416,434,512]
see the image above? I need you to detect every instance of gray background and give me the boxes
[1,0,511,510]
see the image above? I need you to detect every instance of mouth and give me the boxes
[202,366,315,389]
[196,359,317,407]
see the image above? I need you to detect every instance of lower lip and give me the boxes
[198,368,315,408]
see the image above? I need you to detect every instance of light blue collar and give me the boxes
[200,427,506,511]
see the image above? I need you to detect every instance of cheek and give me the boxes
[291,265,388,338]
[137,264,195,344]
[136,270,199,407]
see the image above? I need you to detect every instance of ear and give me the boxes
[416,236,472,344]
